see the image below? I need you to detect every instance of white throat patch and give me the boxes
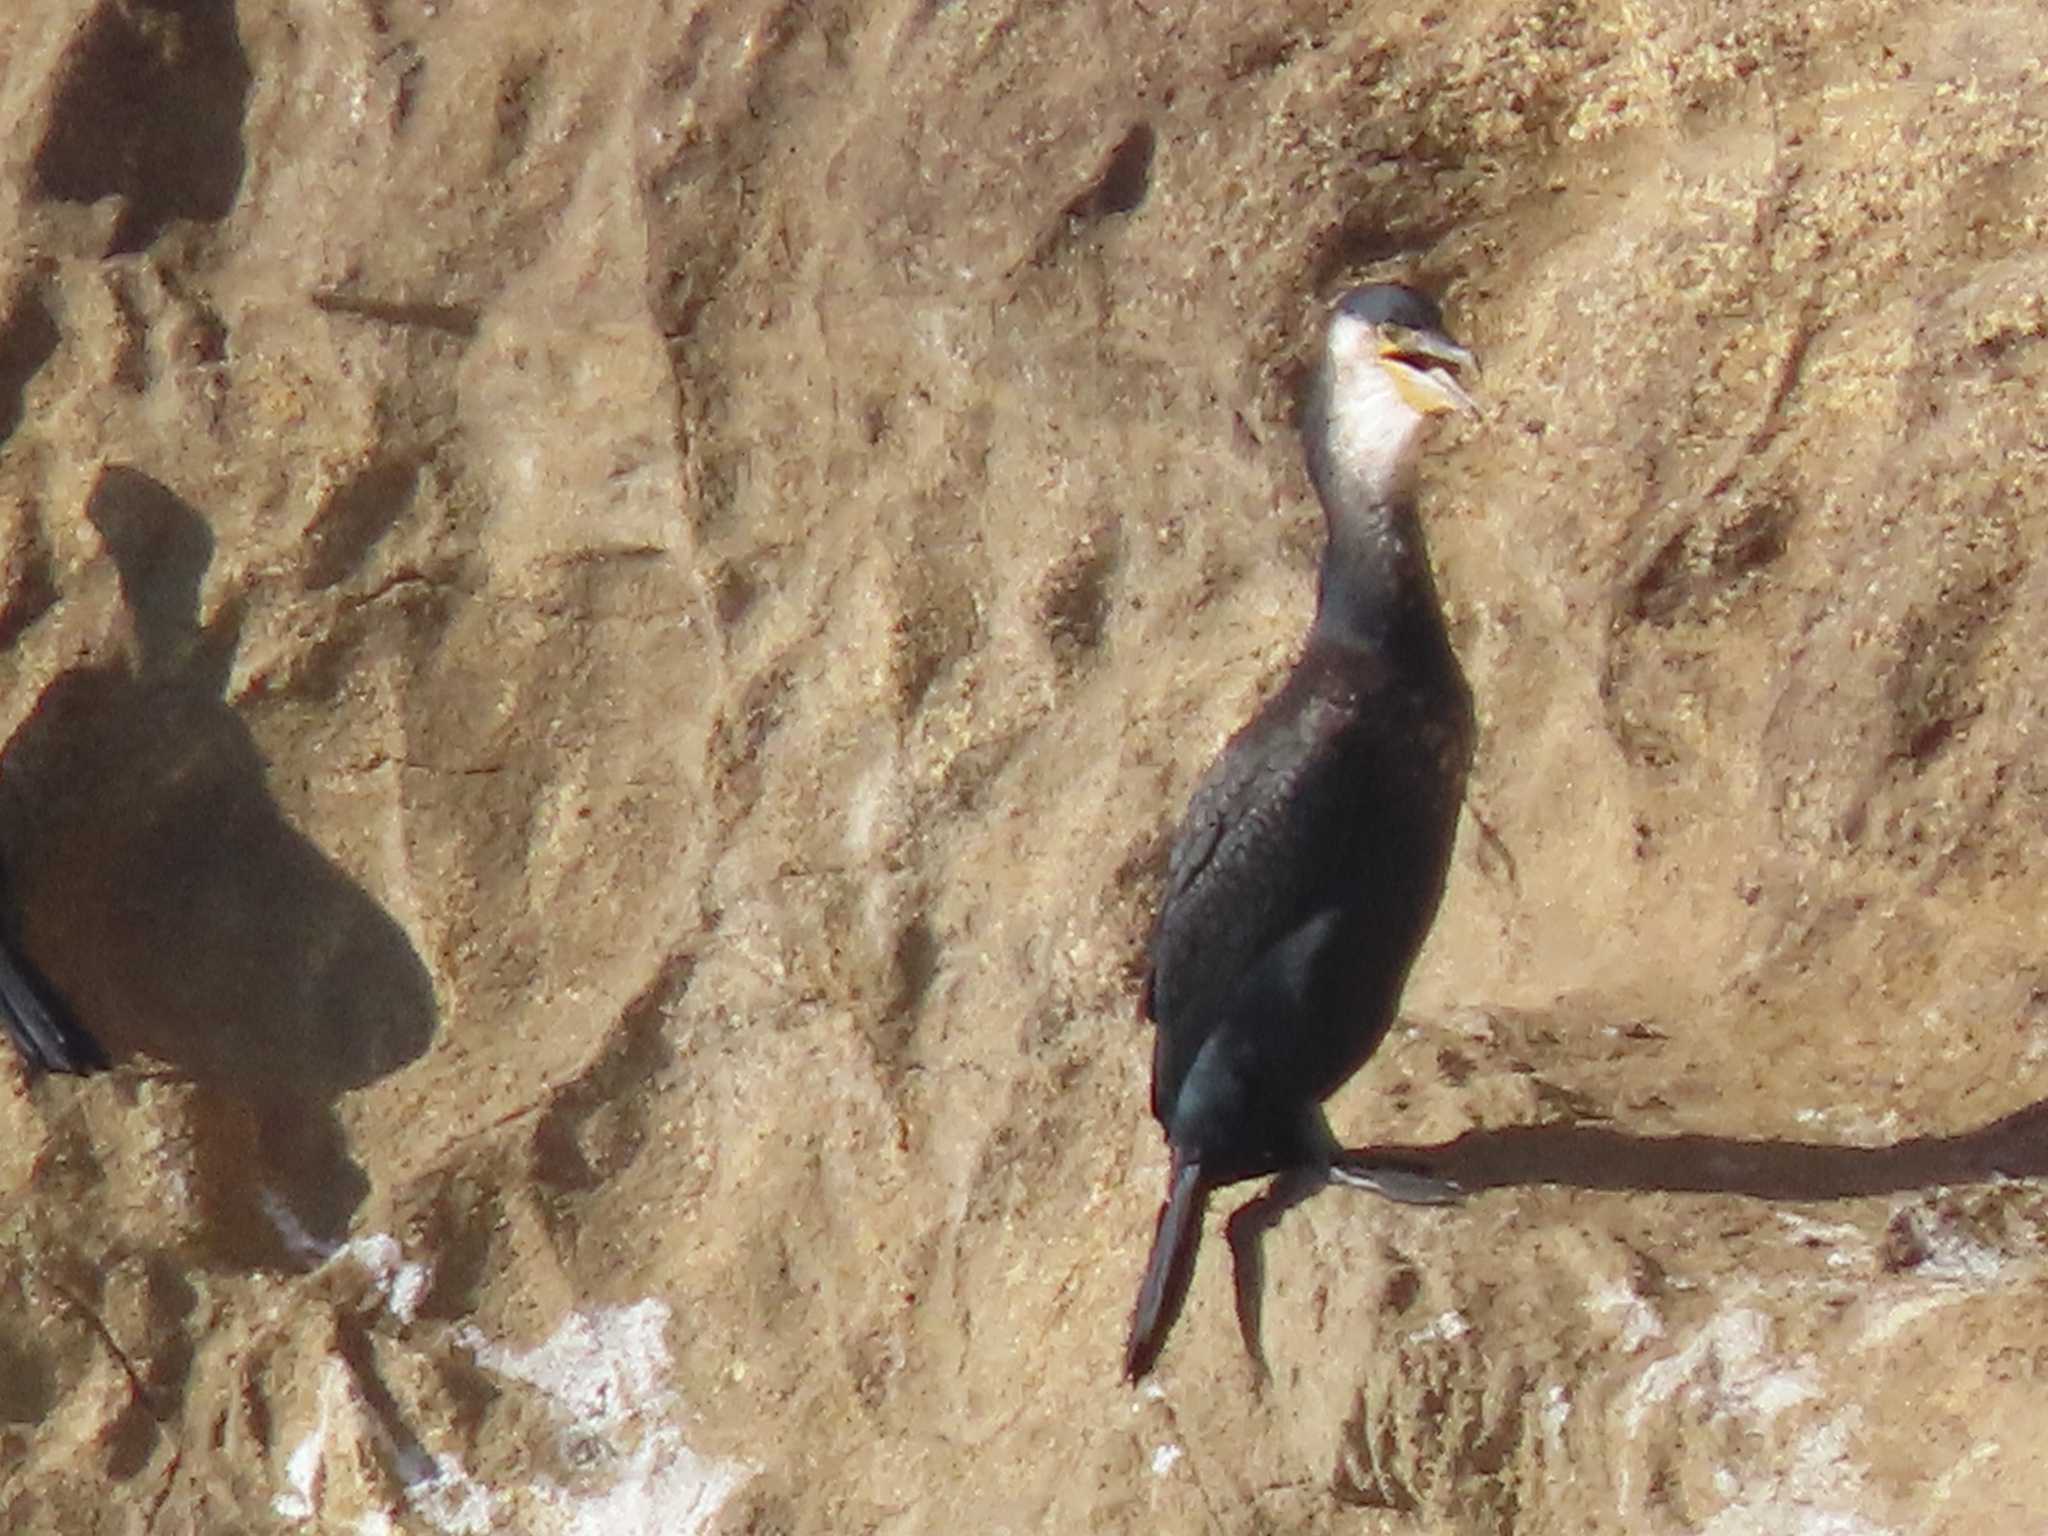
[1323,312,1430,506]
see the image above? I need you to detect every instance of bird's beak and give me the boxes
[1377,324,1480,418]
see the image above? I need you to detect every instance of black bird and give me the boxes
[0,927,106,1075]
[1125,283,1479,1381]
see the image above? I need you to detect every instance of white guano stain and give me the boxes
[456,1300,754,1536]
[258,1199,746,1536]
[1620,1306,1893,1536]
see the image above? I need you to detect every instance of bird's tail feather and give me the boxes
[1123,1155,1207,1382]
[0,936,106,1075]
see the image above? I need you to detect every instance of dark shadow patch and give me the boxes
[0,1331,56,1424]
[1331,1350,1527,1529]
[889,912,939,1018]
[1599,488,1801,772]
[491,55,549,173]
[1069,122,1155,220]
[0,467,438,1264]
[0,857,107,1075]
[302,457,423,592]
[1333,1390,1425,1514]
[530,955,688,1198]
[1305,210,1462,303]
[887,535,985,713]
[309,291,482,338]
[1221,31,1303,83]
[32,0,253,255]
[1038,525,1120,665]
[857,906,938,1084]
[391,1171,510,1325]
[329,1318,442,1483]
[1623,492,1795,626]
[0,514,61,657]
[0,279,60,445]
[705,663,791,814]
[1024,123,1157,275]
[103,1256,195,1474]
[1368,1095,2048,1200]
[706,562,758,631]
[1886,553,2021,766]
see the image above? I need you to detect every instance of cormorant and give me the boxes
[0,928,105,1075]
[1124,283,1478,1381]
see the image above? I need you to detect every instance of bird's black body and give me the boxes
[0,930,106,1075]
[1143,619,1471,1179]
[1125,282,1476,1380]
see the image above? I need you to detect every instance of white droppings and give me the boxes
[1409,1309,1470,1344]
[257,1193,432,1324]
[1773,1212,1870,1271]
[1899,1221,2008,1285]
[1856,1290,1960,1350]
[1539,1383,1572,1460]
[462,1301,672,1428]
[270,1299,744,1535]
[1620,1306,1887,1535]
[273,1364,336,1522]
[390,1440,501,1535]
[1624,1310,1813,1444]
[1589,1277,1664,1353]
[270,1357,501,1533]
[456,1300,754,1536]
[343,1233,432,1325]
[1150,1442,1183,1476]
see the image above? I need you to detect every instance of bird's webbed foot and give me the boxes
[1327,1152,1463,1206]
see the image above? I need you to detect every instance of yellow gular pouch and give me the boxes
[1375,323,1479,418]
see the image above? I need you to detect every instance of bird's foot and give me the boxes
[1327,1156,1463,1206]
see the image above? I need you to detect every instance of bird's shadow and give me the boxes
[0,466,437,1265]
[1413,1101,2048,1199]
[1225,1098,2048,1378]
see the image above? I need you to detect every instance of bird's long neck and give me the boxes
[1301,375,1446,653]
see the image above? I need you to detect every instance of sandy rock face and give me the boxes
[4,0,2048,1531]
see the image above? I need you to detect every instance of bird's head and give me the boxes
[1326,283,1478,419]
[1310,283,1479,506]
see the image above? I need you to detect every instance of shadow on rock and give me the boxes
[0,467,437,1263]
[1221,1098,2048,1377]
[1402,1097,2048,1201]
[32,0,252,255]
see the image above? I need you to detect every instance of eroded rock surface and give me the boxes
[3,2,2048,1531]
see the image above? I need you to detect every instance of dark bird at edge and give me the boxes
[0,927,106,1076]
[1125,283,1479,1381]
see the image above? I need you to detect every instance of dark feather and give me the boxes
[0,935,106,1075]
[1123,1155,1208,1382]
